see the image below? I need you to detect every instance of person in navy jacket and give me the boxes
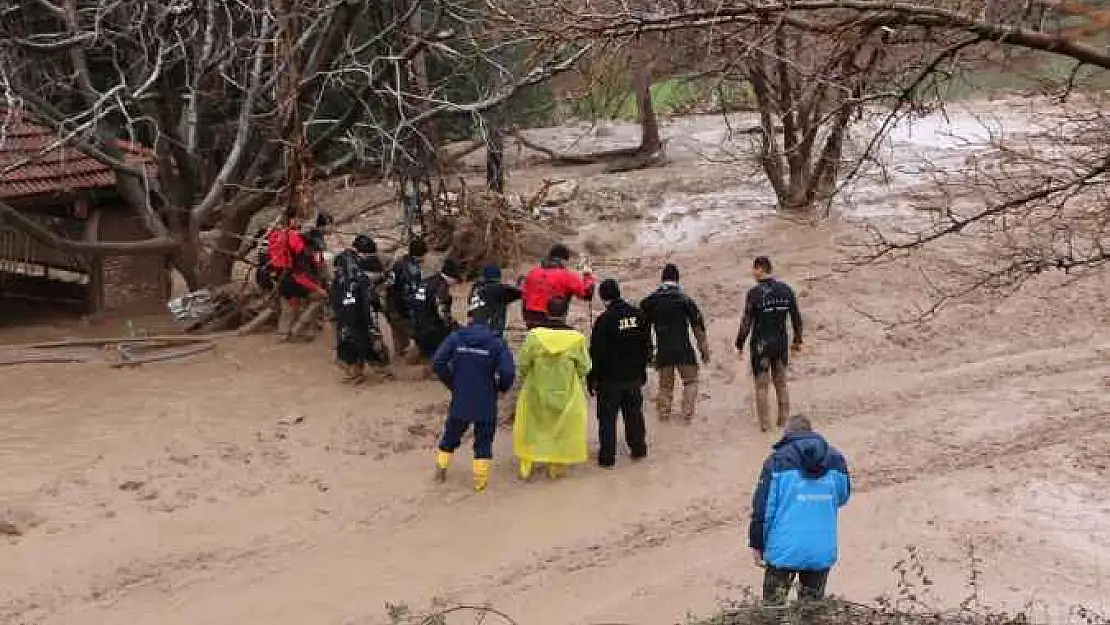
[749,414,851,604]
[432,307,516,492]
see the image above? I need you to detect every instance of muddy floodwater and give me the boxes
[2,100,1109,625]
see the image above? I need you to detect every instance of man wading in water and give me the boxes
[735,256,803,432]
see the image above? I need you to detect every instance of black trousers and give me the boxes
[596,386,647,467]
[762,566,829,604]
[438,418,496,459]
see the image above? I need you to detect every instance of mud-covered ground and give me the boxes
[2,101,1108,625]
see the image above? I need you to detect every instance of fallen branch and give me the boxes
[23,333,235,350]
[0,354,90,366]
[510,128,647,165]
[440,138,486,169]
[236,307,276,336]
[111,342,216,368]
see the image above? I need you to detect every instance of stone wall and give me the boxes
[98,207,169,312]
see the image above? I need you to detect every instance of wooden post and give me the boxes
[83,208,104,314]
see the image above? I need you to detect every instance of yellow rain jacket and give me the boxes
[513,326,592,466]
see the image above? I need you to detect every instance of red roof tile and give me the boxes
[0,109,156,201]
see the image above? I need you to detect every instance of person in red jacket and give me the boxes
[521,244,596,329]
[268,210,327,341]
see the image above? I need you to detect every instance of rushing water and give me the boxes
[637,107,1037,252]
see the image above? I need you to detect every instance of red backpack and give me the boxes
[266,229,294,271]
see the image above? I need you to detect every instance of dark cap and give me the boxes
[547,296,570,319]
[353,234,376,254]
[409,238,428,258]
[661,263,680,282]
[548,244,571,261]
[598,279,620,302]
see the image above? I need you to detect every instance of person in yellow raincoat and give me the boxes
[513,296,592,480]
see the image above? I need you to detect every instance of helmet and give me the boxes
[353,234,376,254]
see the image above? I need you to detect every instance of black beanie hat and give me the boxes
[547,296,570,319]
[548,244,571,261]
[598,279,621,302]
[661,263,680,282]
[409,238,428,258]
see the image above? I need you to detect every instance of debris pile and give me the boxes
[426,179,575,271]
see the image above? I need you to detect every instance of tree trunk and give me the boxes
[486,120,505,192]
[407,1,441,174]
[631,46,661,154]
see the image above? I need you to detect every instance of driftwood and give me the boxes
[236,307,276,336]
[111,342,216,368]
[425,180,564,271]
[22,333,234,350]
[0,354,89,366]
[511,128,647,165]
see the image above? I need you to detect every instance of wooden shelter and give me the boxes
[0,111,170,314]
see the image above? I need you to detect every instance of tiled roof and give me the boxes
[0,110,156,201]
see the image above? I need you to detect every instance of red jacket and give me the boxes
[267,228,320,292]
[522,261,595,314]
[267,228,307,271]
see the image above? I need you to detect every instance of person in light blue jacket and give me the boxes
[749,414,851,604]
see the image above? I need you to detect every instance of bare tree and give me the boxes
[494,0,1110,297]
[0,0,586,289]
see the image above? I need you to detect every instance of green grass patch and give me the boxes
[567,76,753,122]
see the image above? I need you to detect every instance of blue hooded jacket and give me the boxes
[749,431,851,571]
[432,322,516,423]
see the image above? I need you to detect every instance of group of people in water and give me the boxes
[258,207,851,604]
[257,208,809,488]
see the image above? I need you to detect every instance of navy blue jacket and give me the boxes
[749,431,851,571]
[432,322,516,423]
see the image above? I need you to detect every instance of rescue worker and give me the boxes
[289,226,332,338]
[331,234,388,382]
[513,297,592,480]
[383,238,428,361]
[640,263,711,423]
[750,414,850,604]
[268,210,328,341]
[412,257,464,362]
[587,279,652,468]
[432,306,517,492]
[735,256,803,432]
[467,264,522,338]
[520,244,596,329]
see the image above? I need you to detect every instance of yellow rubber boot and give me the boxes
[473,459,491,492]
[434,450,452,482]
[519,459,533,481]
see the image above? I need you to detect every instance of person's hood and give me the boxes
[773,431,833,478]
[530,327,583,354]
[540,257,565,270]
